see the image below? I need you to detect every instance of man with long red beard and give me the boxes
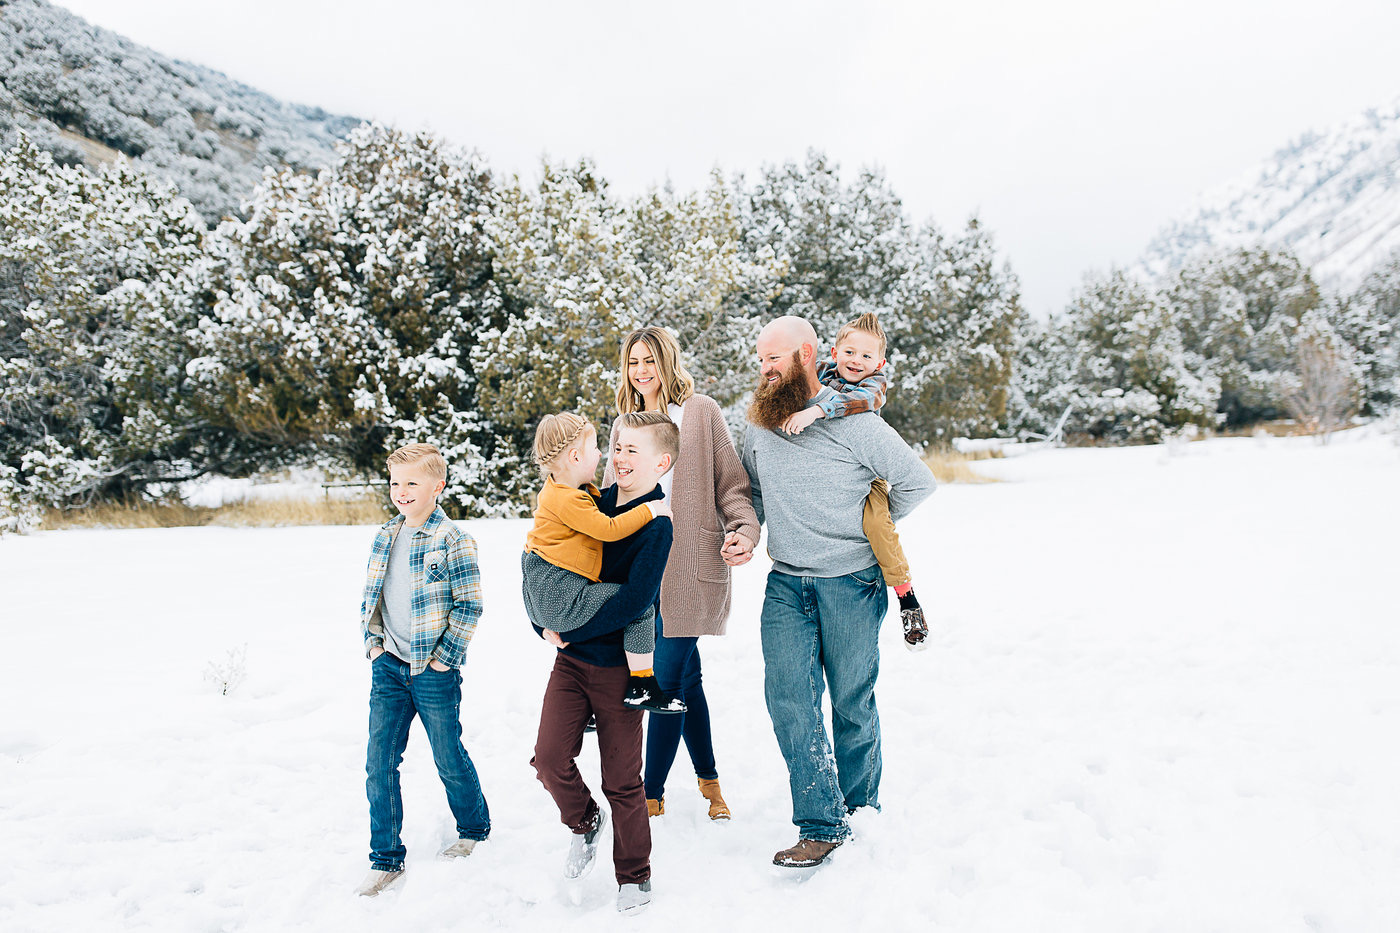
[736,315,935,868]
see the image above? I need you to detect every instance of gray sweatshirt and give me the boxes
[739,386,936,577]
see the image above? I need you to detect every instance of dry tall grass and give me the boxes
[42,494,393,531]
[923,447,1002,484]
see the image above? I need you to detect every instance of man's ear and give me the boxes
[802,342,817,366]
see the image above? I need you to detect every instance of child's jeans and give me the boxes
[366,653,490,870]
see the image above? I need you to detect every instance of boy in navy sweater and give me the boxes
[530,412,677,916]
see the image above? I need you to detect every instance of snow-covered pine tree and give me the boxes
[886,218,1022,444]
[1335,249,1400,415]
[738,151,914,346]
[191,124,505,513]
[1164,248,1322,426]
[1,132,210,528]
[1044,269,1219,443]
[475,159,643,509]
[627,171,785,415]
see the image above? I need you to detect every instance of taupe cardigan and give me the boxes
[604,394,760,638]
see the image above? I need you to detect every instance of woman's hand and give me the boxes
[543,629,568,649]
[648,499,673,520]
[721,531,755,566]
[781,407,823,435]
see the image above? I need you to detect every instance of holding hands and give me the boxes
[721,531,755,567]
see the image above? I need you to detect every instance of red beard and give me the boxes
[747,351,812,430]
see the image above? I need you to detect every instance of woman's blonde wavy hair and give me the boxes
[614,326,696,414]
[532,411,593,479]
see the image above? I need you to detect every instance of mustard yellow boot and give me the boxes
[647,797,664,817]
[697,778,730,821]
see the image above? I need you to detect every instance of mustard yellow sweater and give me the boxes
[524,476,656,582]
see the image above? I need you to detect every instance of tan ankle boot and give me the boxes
[697,778,730,821]
[647,797,664,817]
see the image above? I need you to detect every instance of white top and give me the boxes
[660,401,684,500]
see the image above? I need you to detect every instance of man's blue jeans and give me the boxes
[760,566,886,842]
[366,653,490,870]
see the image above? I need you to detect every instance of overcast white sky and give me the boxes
[56,0,1400,314]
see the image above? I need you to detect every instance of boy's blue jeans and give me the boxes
[366,653,490,870]
[760,566,887,843]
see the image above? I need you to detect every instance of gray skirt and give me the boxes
[521,551,655,655]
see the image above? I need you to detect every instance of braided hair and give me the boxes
[533,411,593,479]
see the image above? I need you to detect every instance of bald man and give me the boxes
[738,315,935,868]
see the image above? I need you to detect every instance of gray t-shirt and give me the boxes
[740,386,936,577]
[380,529,415,662]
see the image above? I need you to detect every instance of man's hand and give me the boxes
[543,629,568,649]
[428,658,451,672]
[369,645,385,660]
[721,531,755,566]
[648,499,673,520]
[781,407,823,435]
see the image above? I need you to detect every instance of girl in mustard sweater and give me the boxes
[522,411,684,714]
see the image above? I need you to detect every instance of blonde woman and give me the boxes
[603,326,760,821]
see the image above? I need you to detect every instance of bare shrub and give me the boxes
[1283,332,1361,443]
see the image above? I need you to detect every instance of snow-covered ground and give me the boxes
[3,431,1398,932]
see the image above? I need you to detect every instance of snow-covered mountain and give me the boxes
[1142,95,1400,292]
[0,0,358,222]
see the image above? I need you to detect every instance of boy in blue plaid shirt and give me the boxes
[355,443,490,897]
[779,312,929,651]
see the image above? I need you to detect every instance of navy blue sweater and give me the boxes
[532,483,673,668]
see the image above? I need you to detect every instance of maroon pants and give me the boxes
[531,653,651,885]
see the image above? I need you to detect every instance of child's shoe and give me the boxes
[897,588,929,652]
[354,867,404,896]
[901,607,929,651]
[647,797,664,817]
[623,675,687,714]
[697,778,730,821]
[564,808,607,880]
[617,879,653,914]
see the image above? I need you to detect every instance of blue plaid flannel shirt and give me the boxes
[816,359,889,419]
[359,506,483,676]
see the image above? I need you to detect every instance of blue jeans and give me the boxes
[760,566,886,842]
[366,653,490,870]
[644,615,718,800]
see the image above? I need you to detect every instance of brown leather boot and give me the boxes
[697,778,730,821]
[772,837,842,867]
[646,797,664,817]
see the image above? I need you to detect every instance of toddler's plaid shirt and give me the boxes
[816,360,889,419]
[360,506,482,676]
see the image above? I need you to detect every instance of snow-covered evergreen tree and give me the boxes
[1336,249,1400,414]
[888,218,1023,444]
[192,124,506,514]
[627,171,785,413]
[475,159,643,507]
[1,132,210,523]
[1165,248,1322,426]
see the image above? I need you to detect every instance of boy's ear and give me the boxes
[657,453,673,475]
[875,357,887,371]
[830,347,838,361]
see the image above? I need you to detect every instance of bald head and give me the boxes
[756,316,821,392]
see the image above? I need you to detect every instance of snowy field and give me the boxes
[3,431,1398,932]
